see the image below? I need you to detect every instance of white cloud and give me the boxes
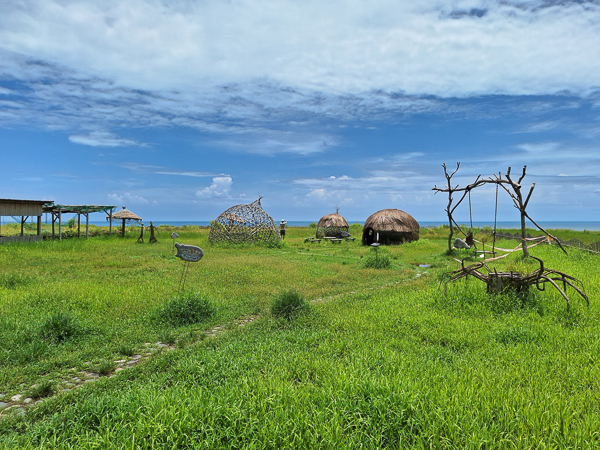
[196,176,233,198]
[108,192,150,204]
[2,0,600,98]
[306,189,327,199]
[69,131,146,147]
[0,86,14,95]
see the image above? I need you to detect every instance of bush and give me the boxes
[271,290,309,320]
[153,292,214,327]
[39,312,82,344]
[309,222,317,228]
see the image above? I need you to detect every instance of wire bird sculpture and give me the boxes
[445,257,588,310]
[208,196,280,244]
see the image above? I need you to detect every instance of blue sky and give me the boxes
[1,0,599,224]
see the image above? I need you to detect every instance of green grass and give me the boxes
[0,225,598,448]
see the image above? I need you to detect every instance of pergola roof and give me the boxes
[43,203,116,214]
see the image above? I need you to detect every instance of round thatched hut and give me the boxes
[316,209,349,238]
[208,197,279,244]
[362,209,419,245]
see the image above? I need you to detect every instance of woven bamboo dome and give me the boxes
[362,209,419,245]
[316,208,349,238]
[109,206,142,237]
[208,197,279,244]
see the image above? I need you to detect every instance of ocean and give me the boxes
[81,220,600,231]
[5,218,600,231]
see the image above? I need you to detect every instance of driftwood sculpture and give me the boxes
[432,163,566,257]
[446,257,588,310]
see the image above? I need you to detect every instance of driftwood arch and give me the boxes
[434,164,586,308]
[432,163,566,257]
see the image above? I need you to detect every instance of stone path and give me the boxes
[0,315,257,419]
[0,273,427,420]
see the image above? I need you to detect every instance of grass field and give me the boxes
[0,224,599,449]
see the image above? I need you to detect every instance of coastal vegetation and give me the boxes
[0,224,599,448]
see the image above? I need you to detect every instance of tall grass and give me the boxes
[0,226,598,448]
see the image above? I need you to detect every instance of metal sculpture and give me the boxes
[208,196,279,244]
[174,243,204,292]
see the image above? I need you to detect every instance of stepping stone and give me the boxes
[11,394,22,402]
[24,398,33,404]
[0,402,7,410]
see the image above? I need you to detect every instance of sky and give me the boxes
[1,0,599,224]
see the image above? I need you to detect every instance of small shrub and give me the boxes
[153,292,214,327]
[309,222,317,228]
[271,290,309,320]
[39,312,82,344]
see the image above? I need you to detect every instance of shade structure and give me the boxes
[109,206,142,237]
[208,197,279,244]
[362,209,419,245]
[316,210,349,238]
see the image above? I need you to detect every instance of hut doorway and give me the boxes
[363,227,375,245]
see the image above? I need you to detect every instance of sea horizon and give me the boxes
[4,217,600,232]
[73,220,600,231]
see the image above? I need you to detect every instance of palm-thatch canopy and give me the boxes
[362,209,419,245]
[208,197,279,244]
[108,206,142,237]
[316,209,349,238]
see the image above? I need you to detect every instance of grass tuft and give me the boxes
[271,290,310,320]
[361,247,392,269]
[0,273,32,289]
[28,380,55,399]
[38,312,82,344]
[152,292,214,327]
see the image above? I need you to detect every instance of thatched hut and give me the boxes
[316,209,349,238]
[208,197,279,244]
[109,206,142,237]
[362,209,419,245]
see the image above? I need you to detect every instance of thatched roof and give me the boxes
[111,206,142,222]
[317,212,348,228]
[363,209,418,232]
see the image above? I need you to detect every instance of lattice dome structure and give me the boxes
[208,197,280,244]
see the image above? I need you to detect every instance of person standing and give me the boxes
[280,219,287,239]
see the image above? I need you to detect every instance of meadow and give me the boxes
[0,223,599,449]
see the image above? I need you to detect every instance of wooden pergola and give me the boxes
[42,203,116,240]
[0,198,53,244]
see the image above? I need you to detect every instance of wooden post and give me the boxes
[85,212,89,239]
[59,211,62,241]
[37,215,41,236]
[20,216,25,236]
[77,213,81,238]
[122,218,126,237]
